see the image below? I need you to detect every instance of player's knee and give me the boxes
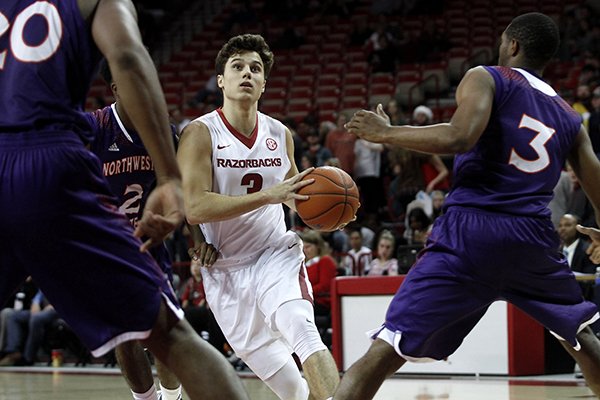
[274,300,327,363]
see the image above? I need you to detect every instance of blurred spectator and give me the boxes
[181,259,228,356]
[572,84,592,130]
[368,34,397,74]
[412,104,433,125]
[354,138,384,216]
[170,107,191,134]
[341,226,373,276]
[385,99,408,125]
[387,147,448,218]
[578,64,600,87]
[300,153,317,171]
[0,279,37,356]
[558,213,597,301]
[404,207,432,245]
[0,291,59,366]
[189,75,223,110]
[365,230,398,276]
[430,190,446,221]
[566,162,596,228]
[301,230,338,318]
[325,113,356,174]
[305,130,333,167]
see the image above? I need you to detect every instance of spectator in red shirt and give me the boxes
[301,230,339,317]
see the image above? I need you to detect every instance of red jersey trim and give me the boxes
[216,108,258,149]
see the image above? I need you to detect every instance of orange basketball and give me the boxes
[295,166,360,231]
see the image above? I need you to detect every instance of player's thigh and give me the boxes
[384,250,494,359]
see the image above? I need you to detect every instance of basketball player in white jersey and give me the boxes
[177,34,341,400]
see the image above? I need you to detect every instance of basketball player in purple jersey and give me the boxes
[335,13,600,399]
[0,1,248,399]
[87,60,208,400]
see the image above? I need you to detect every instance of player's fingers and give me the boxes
[198,243,208,265]
[576,224,600,237]
[206,249,218,267]
[294,178,314,190]
[188,247,198,260]
[139,238,154,253]
[292,193,310,201]
[295,167,315,181]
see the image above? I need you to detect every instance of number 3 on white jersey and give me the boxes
[508,114,555,173]
[0,2,62,70]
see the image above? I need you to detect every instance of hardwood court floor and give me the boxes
[0,366,595,399]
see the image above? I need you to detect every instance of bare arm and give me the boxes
[283,128,303,211]
[345,66,495,154]
[90,0,183,249]
[177,122,313,224]
[568,126,600,227]
[91,0,179,183]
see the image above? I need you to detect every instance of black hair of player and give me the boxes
[505,13,560,70]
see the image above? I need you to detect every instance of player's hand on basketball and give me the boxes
[187,243,219,267]
[576,225,600,263]
[135,179,184,252]
[345,103,391,142]
[266,167,315,203]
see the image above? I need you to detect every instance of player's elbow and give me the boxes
[444,125,478,154]
[446,137,474,154]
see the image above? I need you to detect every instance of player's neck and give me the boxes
[221,103,257,137]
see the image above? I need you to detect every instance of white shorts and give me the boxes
[201,230,313,379]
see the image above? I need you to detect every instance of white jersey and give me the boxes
[195,109,291,260]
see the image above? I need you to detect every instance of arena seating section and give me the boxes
[85,0,585,124]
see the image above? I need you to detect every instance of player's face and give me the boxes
[218,51,266,103]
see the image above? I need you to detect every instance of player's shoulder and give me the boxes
[258,111,287,135]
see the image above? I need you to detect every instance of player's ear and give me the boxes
[510,38,519,57]
[110,82,117,96]
[261,80,266,93]
[217,74,224,89]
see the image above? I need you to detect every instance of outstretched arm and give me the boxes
[570,125,600,262]
[345,66,495,154]
[90,0,183,250]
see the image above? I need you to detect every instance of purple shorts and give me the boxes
[0,132,181,357]
[383,206,598,360]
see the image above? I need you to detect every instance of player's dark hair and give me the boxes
[505,13,559,69]
[99,58,112,84]
[215,34,274,78]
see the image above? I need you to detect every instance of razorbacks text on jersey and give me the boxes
[444,66,582,217]
[195,108,291,259]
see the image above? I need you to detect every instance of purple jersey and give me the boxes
[0,0,100,140]
[444,66,582,218]
[86,104,178,273]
